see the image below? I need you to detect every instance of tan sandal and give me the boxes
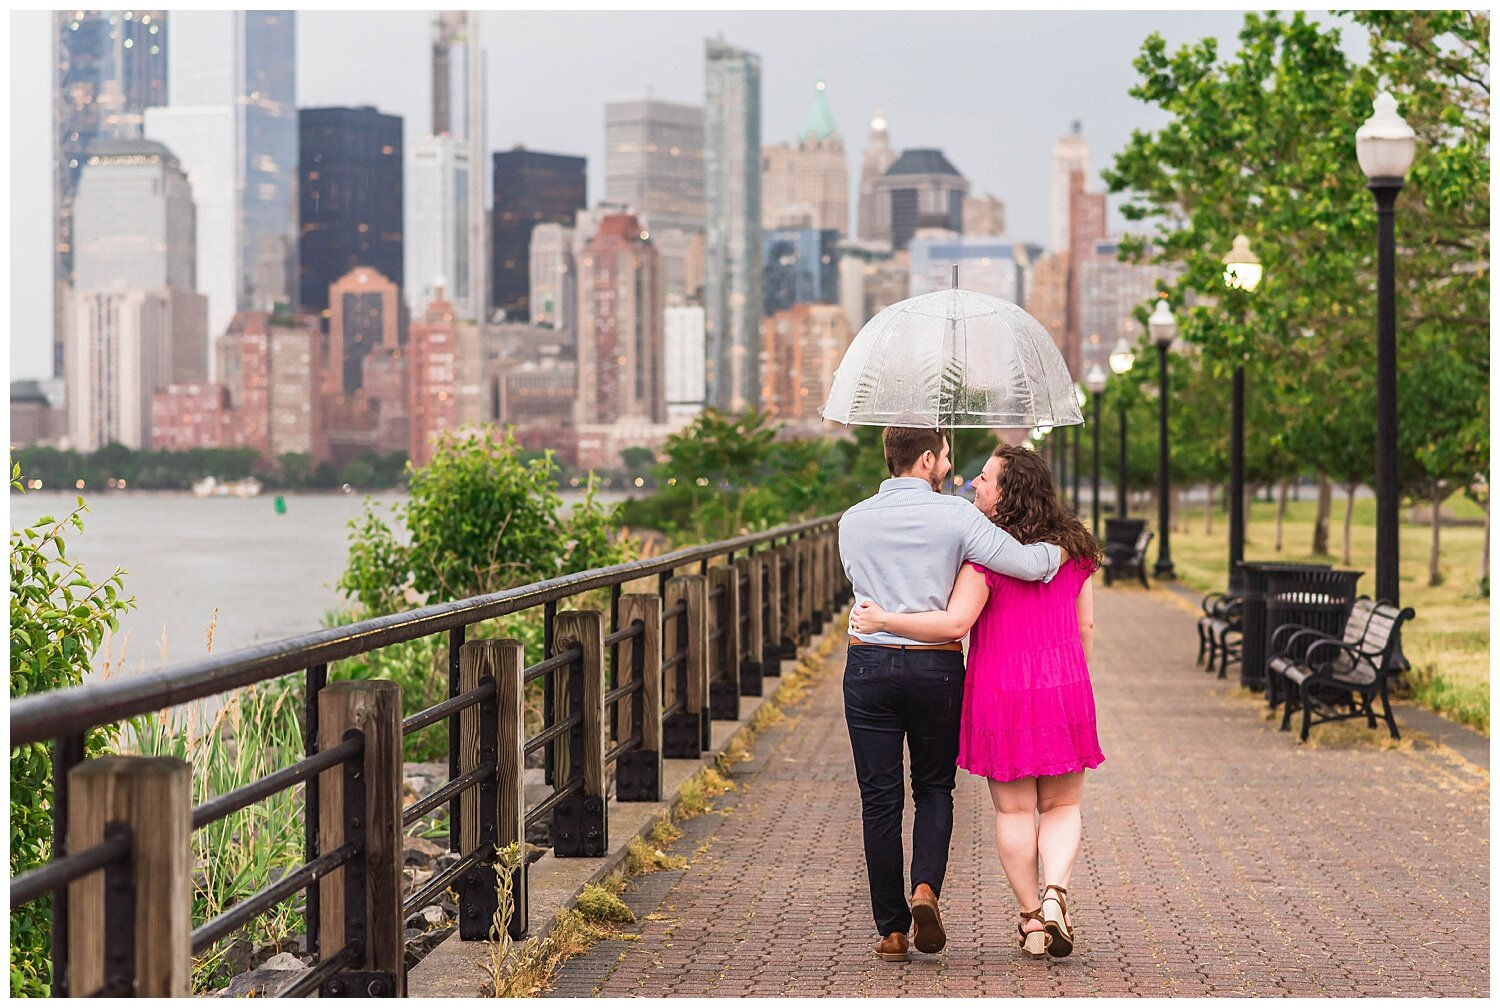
[1016,907,1049,957]
[1041,884,1074,957]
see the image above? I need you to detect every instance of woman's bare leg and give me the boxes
[987,776,1045,935]
[1036,771,1085,926]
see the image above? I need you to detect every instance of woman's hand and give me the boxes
[849,600,889,635]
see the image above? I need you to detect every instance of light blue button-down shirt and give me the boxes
[839,476,1061,646]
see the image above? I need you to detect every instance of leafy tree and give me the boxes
[9,465,133,995]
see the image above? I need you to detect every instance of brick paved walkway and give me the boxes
[544,586,1489,997]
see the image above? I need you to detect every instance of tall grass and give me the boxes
[123,678,308,991]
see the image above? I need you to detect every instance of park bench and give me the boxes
[1196,591,1242,677]
[1101,522,1154,589]
[1268,597,1416,742]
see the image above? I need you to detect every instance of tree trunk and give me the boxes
[1243,483,1254,544]
[1312,473,1332,556]
[1204,483,1214,535]
[1274,480,1289,552]
[1342,483,1357,566]
[1481,494,1491,594]
[1429,483,1444,587]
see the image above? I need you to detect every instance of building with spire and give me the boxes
[857,108,897,243]
[760,81,849,235]
[1050,120,1089,252]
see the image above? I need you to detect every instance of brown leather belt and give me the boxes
[848,637,962,652]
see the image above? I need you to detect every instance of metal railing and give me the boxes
[9,514,849,996]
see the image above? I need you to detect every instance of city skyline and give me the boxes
[13,9,1363,381]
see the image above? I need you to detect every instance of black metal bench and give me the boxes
[1196,591,1242,677]
[1102,519,1153,589]
[1268,597,1416,742]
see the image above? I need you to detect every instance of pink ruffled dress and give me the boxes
[957,557,1105,782]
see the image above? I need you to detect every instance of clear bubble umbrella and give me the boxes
[820,284,1084,431]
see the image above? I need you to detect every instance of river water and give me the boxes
[9,489,630,680]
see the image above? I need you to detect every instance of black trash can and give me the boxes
[1236,561,1331,694]
[1263,567,1364,706]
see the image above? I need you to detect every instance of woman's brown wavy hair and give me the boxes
[990,443,1102,572]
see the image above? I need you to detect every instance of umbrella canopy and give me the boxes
[820,288,1084,429]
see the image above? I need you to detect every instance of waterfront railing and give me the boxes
[10,514,848,996]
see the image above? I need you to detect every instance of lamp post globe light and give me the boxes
[1148,297,1178,579]
[1357,91,1417,607]
[1085,364,1108,535]
[1221,234,1262,591]
[1108,339,1135,518]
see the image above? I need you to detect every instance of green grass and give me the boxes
[1157,491,1489,735]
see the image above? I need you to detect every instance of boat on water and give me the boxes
[190,476,264,498]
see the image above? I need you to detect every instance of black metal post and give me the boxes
[1154,342,1176,579]
[1116,403,1129,519]
[1371,179,1402,605]
[1229,362,1246,591]
[1091,391,1103,535]
[1072,417,1082,514]
[1057,427,1069,501]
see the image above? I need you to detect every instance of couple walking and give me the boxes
[839,426,1104,962]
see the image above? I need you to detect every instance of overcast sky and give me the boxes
[11,9,1368,381]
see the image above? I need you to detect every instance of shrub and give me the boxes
[8,465,133,996]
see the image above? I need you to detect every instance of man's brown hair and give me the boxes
[882,426,946,477]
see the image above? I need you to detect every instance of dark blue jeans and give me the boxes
[843,644,965,937]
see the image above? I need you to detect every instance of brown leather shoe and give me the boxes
[910,883,947,953]
[874,932,910,962]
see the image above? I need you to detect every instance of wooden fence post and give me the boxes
[708,565,741,721]
[664,575,708,757]
[735,555,764,696]
[797,537,814,646]
[781,543,801,658]
[486,639,529,938]
[811,534,829,633]
[458,640,524,939]
[553,610,607,856]
[67,756,192,997]
[616,594,663,801]
[318,680,404,996]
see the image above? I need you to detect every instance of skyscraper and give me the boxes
[1065,167,1108,376]
[1050,121,1089,252]
[67,138,208,451]
[704,37,763,411]
[574,214,664,426]
[870,149,969,252]
[964,193,1007,237]
[909,235,1041,304]
[298,107,405,316]
[491,148,587,322]
[664,297,706,422]
[528,223,575,330]
[857,108,897,243]
[326,267,400,397]
[144,11,298,342]
[405,136,474,319]
[604,96,706,234]
[761,81,849,235]
[759,303,852,430]
[54,9,170,376]
[427,12,488,324]
[762,227,839,317]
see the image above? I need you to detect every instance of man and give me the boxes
[839,426,1063,962]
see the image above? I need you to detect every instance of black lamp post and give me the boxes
[1357,92,1417,607]
[1108,338,1136,518]
[1072,383,1084,513]
[1085,364,1107,534]
[1222,234,1263,591]
[1149,297,1178,579]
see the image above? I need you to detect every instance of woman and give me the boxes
[849,443,1104,958]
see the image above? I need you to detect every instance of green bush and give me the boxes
[9,464,133,996]
[333,428,630,758]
